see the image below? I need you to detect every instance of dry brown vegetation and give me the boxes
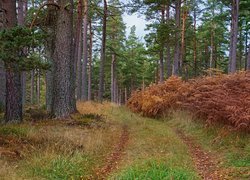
[0,102,122,179]
[127,72,250,131]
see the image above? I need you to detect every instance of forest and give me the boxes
[0,0,249,179]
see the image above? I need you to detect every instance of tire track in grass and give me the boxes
[176,130,227,180]
[92,125,129,180]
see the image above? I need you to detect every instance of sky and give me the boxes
[123,12,148,39]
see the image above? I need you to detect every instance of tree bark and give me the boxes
[173,0,181,76]
[3,0,22,123]
[98,0,107,102]
[45,0,56,111]
[88,20,93,101]
[165,5,171,78]
[0,1,5,111]
[180,7,187,72]
[159,50,164,82]
[37,69,40,106]
[51,0,75,118]
[111,53,116,102]
[159,8,164,82]
[31,70,35,104]
[18,0,27,108]
[75,0,83,100]
[81,0,88,101]
[193,6,197,76]
[247,45,250,70]
[228,0,239,73]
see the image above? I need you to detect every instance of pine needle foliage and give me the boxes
[0,26,50,71]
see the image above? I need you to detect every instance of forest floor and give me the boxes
[0,102,249,179]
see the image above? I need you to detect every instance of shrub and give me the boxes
[127,72,250,131]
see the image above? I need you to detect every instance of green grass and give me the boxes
[0,125,29,137]
[108,107,199,179]
[24,152,94,180]
[112,160,197,180]
[166,110,250,179]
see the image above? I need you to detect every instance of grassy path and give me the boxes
[0,102,249,179]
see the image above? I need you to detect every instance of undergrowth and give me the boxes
[127,72,250,131]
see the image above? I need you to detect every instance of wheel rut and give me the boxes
[92,125,129,180]
[176,130,227,180]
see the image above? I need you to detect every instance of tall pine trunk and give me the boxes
[159,8,164,82]
[18,0,27,108]
[81,0,88,101]
[75,0,83,100]
[45,0,56,111]
[165,5,171,78]
[0,1,5,110]
[173,0,181,76]
[88,20,93,101]
[193,6,197,76]
[98,0,107,102]
[51,0,75,118]
[111,54,116,102]
[228,0,239,73]
[3,0,23,123]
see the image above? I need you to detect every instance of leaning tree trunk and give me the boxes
[98,0,107,102]
[51,0,75,118]
[3,0,23,123]
[81,0,88,101]
[228,0,239,73]
[173,0,181,76]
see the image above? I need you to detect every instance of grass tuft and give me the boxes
[0,125,28,137]
[112,160,197,180]
[27,153,93,180]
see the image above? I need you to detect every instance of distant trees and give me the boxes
[1,0,250,123]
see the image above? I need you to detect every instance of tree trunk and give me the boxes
[180,7,187,72]
[31,70,35,104]
[193,7,197,76]
[37,70,40,106]
[45,0,56,112]
[51,0,75,118]
[98,0,107,102]
[159,50,164,82]
[165,5,171,78]
[111,53,116,102]
[88,20,93,101]
[247,45,250,70]
[228,0,239,73]
[81,0,88,101]
[18,0,27,108]
[3,0,22,123]
[75,0,83,100]
[0,1,5,111]
[173,0,181,76]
